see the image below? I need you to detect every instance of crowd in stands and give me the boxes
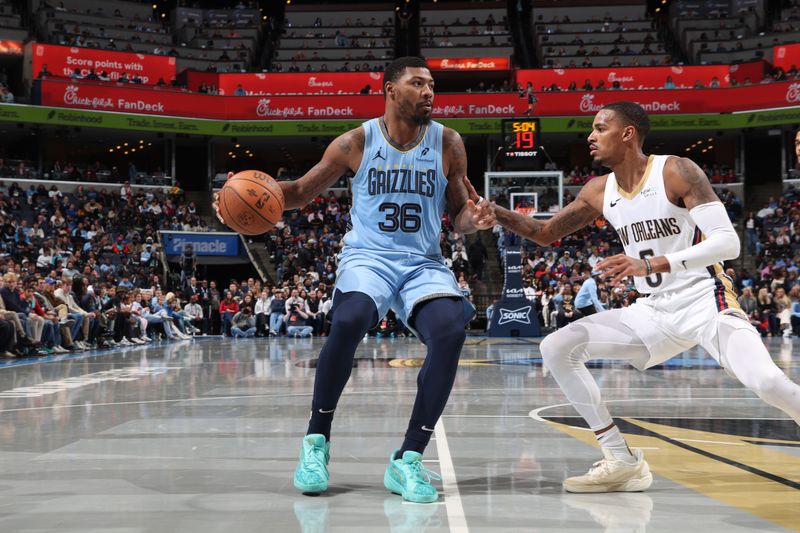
[0,157,175,187]
[739,184,800,338]
[38,0,259,74]
[0,172,219,357]
[420,13,509,49]
[470,65,799,95]
[269,11,394,73]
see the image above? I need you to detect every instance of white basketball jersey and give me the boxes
[602,154,733,304]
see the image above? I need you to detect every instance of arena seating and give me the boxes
[534,4,668,69]
[0,0,23,32]
[36,0,260,74]
[272,6,394,72]
[419,4,511,60]
[674,1,800,65]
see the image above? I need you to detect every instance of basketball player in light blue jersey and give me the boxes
[215,57,495,503]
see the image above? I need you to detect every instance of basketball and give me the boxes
[218,170,285,236]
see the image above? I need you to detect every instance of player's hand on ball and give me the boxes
[595,254,647,285]
[212,172,235,225]
[212,192,224,224]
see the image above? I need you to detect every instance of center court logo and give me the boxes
[498,306,532,325]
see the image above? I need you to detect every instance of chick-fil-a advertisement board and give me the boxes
[516,62,765,90]
[36,79,800,120]
[184,71,383,95]
[37,79,524,118]
[27,42,177,85]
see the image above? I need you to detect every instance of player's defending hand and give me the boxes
[462,176,496,230]
[212,171,235,224]
[595,253,647,285]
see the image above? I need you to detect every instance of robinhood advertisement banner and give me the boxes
[3,102,800,137]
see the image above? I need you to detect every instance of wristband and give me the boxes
[644,258,653,276]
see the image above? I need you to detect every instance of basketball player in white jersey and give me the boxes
[480,101,800,492]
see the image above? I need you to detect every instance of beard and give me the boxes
[412,112,431,125]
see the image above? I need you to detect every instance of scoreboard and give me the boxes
[502,118,540,159]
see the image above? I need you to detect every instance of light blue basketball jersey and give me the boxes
[343,118,447,258]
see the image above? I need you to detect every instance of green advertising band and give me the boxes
[1,103,799,137]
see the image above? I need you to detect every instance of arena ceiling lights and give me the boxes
[108,139,153,155]
[684,137,715,154]
[227,143,254,159]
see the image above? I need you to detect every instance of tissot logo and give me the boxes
[498,306,532,325]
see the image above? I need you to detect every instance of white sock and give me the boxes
[596,424,636,464]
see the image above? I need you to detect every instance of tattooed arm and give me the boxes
[663,155,721,209]
[443,128,496,233]
[493,175,606,245]
[213,127,363,222]
[279,127,364,210]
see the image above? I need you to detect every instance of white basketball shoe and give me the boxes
[564,448,653,493]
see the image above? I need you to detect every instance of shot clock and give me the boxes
[502,118,540,159]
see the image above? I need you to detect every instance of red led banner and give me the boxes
[29,43,177,85]
[36,79,800,120]
[517,62,765,90]
[37,80,525,119]
[427,57,511,70]
[773,43,800,72]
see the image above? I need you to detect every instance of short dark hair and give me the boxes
[603,101,650,144]
[383,56,429,87]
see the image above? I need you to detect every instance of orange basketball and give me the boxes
[218,170,285,236]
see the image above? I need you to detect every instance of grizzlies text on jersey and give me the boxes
[344,118,447,258]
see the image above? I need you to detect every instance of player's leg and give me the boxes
[713,314,800,425]
[383,296,467,503]
[306,290,378,437]
[400,296,467,454]
[295,255,393,494]
[384,262,472,503]
[294,290,378,494]
[539,309,656,492]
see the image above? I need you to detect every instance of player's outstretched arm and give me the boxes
[493,176,604,246]
[280,127,364,210]
[444,128,496,233]
[212,127,364,223]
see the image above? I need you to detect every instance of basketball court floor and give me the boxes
[0,335,798,532]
